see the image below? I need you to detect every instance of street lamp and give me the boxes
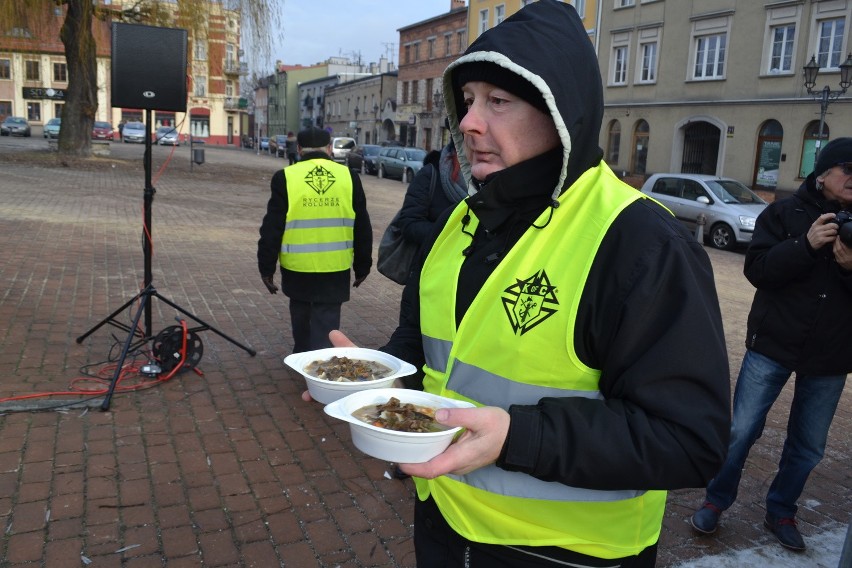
[802,52,852,161]
[353,106,360,142]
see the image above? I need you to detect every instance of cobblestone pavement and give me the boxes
[0,137,849,567]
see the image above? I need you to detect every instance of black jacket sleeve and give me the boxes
[396,165,437,247]
[257,169,288,278]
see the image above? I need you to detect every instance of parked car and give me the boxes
[1,116,31,137]
[43,117,61,139]
[376,147,428,182]
[330,136,356,162]
[91,121,114,141]
[122,121,147,143]
[154,126,180,146]
[259,136,270,152]
[269,134,288,157]
[346,144,381,175]
[639,173,768,250]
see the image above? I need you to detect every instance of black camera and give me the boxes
[833,210,852,246]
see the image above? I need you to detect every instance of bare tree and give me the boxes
[0,0,283,157]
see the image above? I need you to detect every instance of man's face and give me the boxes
[459,81,561,181]
[819,162,852,208]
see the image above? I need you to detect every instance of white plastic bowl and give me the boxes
[323,388,476,463]
[283,348,417,404]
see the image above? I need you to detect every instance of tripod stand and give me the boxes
[77,108,256,411]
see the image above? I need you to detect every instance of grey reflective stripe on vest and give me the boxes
[282,240,354,254]
[423,335,604,408]
[285,218,355,230]
[424,334,643,503]
[447,466,645,502]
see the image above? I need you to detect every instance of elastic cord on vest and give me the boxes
[461,205,474,256]
[531,200,559,230]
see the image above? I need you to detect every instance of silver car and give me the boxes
[640,173,768,251]
[122,121,147,143]
[154,126,180,146]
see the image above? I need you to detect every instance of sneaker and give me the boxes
[690,501,722,535]
[764,514,806,552]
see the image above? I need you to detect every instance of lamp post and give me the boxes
[802,52,852,161]
[373,102,380,143]
[353,106,360,143]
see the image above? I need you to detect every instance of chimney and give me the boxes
[450,0,465,10]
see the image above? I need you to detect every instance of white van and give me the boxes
[330,137,356,162]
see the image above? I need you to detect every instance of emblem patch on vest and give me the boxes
[501,269,559,335]
[303,165,336,195]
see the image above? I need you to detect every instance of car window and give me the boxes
[708,180,766,205]
[405,149,427,161]
[365,146,380,156]
[94,121,109,128]
[651,178,679,197]
[681,180,706,201]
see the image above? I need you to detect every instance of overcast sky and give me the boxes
[267,0,456,69]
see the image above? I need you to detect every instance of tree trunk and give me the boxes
[58,0,97,157]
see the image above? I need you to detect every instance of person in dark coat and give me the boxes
[303,2,730,566]
[285,131,298,166]
[690,137,852,552]
[257,126,372,353]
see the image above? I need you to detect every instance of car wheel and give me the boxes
[709,223,736,251]
[403,168,414,184]
[378,164,385,179]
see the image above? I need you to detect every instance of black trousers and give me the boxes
[288,298,341,353]
[414,496,658,568]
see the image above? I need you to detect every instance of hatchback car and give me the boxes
[122,121,147,143]
[44,117,61,139]
[154,126,180,146]
[640,173,768,250]
[346,144,381,174]
[92,121,114,141]
[376,147,428,182]
[1,116,31,137]
[259,136,270,152]
[330,137,356,162]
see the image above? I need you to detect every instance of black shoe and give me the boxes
[764,514,806,552]
[690,501,722,535]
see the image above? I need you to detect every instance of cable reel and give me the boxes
[151,324,204,374]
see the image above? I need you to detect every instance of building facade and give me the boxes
[396,1,468,151]
[322,72,399,144]
[598,0,852,196]
[466,0,601,46]
[0,0,249,146]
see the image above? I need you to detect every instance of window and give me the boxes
[0,101,11,118]
[445,33,452,56]
[479,9,489,35]
[27,101,41,121]
[639,42,657,83]
[194,41,207,61]
[194,76,206,97]
[428,37,436,59]
[457,30,466,52]
[612,46,628,85]
[25,60,40,81]
[769,24,795,73]
[631,120,649,175]
[571,0,586,18]
[404,44,411,64]
[226,81,234,97]
[816,18,846,68]
[0,59,10,80]
[402,81,409,104]
[495,5,506,25]
[694,33,727,79]
[606,120,621,165]
[411,81,419,104]
[54,103,63,118]
[413,42,420,62]
[53,62,67,82]
[617,0,635,7]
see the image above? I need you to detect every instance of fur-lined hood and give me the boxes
[442,0,604,201]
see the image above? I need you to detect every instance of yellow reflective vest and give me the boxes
[416,162,666,559]
[280,159,355,272]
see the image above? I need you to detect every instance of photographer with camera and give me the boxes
[690,137,852,552]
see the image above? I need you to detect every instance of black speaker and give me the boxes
[111,23,188,112]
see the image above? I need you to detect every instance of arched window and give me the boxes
[606,120,621,165]
[631,120,649,175]
[800,120,830,177]
[753,119,783,190]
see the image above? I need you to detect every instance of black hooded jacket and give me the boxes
[382,0,730,492]
[744,175,852,375]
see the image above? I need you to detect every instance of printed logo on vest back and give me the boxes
[501,269,559,335]
[304,165,337,195]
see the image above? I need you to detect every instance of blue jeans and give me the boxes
[706,350,847,519]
